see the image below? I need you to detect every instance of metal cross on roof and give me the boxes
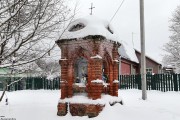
[89,3,95,15]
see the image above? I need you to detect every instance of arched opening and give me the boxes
[74,57,88,85]
[102,60,109,83]
[103,52,112,84]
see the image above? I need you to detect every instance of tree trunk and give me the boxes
[0,86,7,102]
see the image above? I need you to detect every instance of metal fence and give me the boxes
[119,74,180,92]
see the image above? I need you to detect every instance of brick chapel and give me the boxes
[56,15,121,100]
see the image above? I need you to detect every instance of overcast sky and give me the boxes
[67,0,180,63]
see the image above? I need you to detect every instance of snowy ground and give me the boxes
[0,89,180,120]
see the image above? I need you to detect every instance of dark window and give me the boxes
[69,23,85,32]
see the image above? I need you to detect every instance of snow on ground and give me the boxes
[0,89,180,120]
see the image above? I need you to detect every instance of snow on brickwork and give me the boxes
[60,58,68,61]
[91,79,103,83]
[113,59,119,63]
[58,94,123,105]
[113,80,119,83]
[90,54,102,59]
[60,15,120,43]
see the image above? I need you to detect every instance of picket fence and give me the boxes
[119,74,180,92]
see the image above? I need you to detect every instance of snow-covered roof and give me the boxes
[135,49,162,65]
[118,41,139,63]
[59,15,120,42]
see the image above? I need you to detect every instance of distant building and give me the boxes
[162,65,176,74]
[118,41,162,75]
[135,50,162,74]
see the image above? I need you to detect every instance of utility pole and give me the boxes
[132,32,135,48]
[139,0,147,100]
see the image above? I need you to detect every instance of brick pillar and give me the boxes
[60,82,68,99]
[113,61,119,80]
[113,82,118,97]
[59,60,68,99]
[91,58,102,81]
[88,82,103,100]
[109,64,113,96]
[67,62,73,98]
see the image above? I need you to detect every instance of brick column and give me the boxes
[60,82,68,99]
[108,64,113,96]
[90,58,102,81]
[67,62,73,98]
[88,82,103,100]
[113,61,119,80]
[59,59,68,99]
[113,82,119,97]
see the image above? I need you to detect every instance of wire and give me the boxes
[109,0,125,23]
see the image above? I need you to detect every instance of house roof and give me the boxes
[58,15,120,43]
[135,49,162,65]
[118,41,139,63]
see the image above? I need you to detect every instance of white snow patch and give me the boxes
[58,94,122,105]
[73,83,86,87]
[60,58,68,61]
[90,54,102,59]
[91,79,103,83]
[103,83,110,87]
[113,59,119,63]
[1,90,180,120]
[113,80,119,83]
[60,80,67,83]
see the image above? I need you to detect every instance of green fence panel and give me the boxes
[173,74,178,91]
[178,74,180,91]
[160,74,163,92]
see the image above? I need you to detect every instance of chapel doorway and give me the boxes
[74,57,88,84]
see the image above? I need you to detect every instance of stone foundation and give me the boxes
[57,102,68,116]
[57,102,105,118]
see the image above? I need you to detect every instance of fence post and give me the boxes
[151,74,155,90]
[173,74,178,91]
[137,74,141,90]
[179,74,180,91]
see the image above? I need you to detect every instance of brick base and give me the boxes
[57,103,105,118]
[57,102,68,116]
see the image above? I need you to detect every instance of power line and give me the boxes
[109,0,125,23]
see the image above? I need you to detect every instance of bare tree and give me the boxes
[0,0,74,67]
[35,58,60,79]
[0,0,76,102]
[163,5,180,73]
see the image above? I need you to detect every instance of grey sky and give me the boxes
[69,0,179,63]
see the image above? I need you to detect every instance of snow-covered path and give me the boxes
[0,89,180,120]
